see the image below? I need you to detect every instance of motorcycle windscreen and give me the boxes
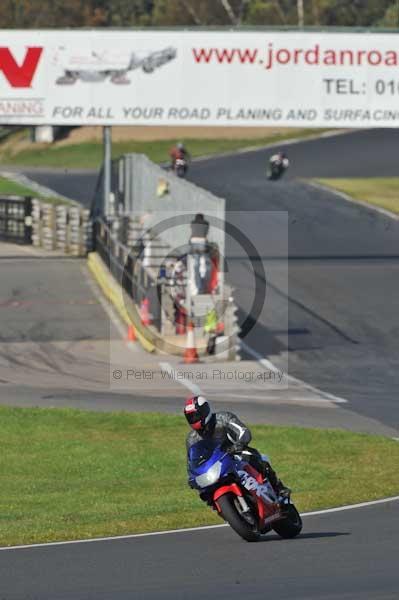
[188,439,220,468]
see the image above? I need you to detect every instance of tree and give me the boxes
[0,0,94,28]
[0,0,397,30]
[153,0,250,26]
[315,0,392,27]
[379,2,399,27]
[245,1,296,25]
[102,0,154,26]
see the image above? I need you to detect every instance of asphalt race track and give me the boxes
[2,128,398,599]
[20,128,399,207]
[20,167,97,207]
[21,129,399,431]
[1,499,398,600]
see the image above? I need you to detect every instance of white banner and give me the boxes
[2,30,399,127]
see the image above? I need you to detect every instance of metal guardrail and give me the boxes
[94,218,162,331]
[0,195,32,244]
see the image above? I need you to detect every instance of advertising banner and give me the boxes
[2,30,399,127]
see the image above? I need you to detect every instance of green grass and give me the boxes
[0,176,37,197]
[0,406,398,547]
[1,129,330,170]
[0,176,70,206]
[314,177,399,215]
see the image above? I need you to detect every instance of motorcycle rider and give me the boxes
[184,395,290,499]
[269,150,289,173]
[169,142,190,169]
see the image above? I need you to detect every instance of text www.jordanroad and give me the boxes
[192,45,399,70]
[192,48,258,64]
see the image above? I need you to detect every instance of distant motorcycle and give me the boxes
[267,153,289,181]
[188,439,302,542]
[174,157,188,178]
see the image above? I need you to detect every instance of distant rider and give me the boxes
[169,142,190,169]
[269,150,289,172]
[184,396,290,498]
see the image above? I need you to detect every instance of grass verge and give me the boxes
[0,175,69,206]
[313,178,399,215]
[1,129,331,170]
[0,407,398,547]
[0,176,37,197]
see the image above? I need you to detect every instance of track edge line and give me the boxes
[1,495,398,552]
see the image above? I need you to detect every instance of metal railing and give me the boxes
[0,195,32,244]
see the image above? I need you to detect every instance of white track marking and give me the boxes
[303,495,399,516]
[1,495,398,552]
[241,341,348,404]
[159,362,202,395]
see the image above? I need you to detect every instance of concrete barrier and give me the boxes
[87,251,156,353]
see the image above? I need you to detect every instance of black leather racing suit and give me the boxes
[186,411,280,489]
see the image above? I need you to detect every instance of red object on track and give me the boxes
[183,321,199,364]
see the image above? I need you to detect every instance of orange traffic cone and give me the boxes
[140,298,153,326]
[183,321,199,364]
[126,324,137,342]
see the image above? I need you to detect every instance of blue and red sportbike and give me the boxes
[188,439,302,542]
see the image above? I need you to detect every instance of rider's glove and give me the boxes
[188,478,196,489]
[227,443,244,455]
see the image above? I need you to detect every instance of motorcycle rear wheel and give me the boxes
[217,493,260,542]
[272,504,302,539]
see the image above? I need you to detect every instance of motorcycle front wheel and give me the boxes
[272,504,302,539]
[217,493,260,542]
[176,166,186,178]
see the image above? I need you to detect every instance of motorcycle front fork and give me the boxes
[236,495,251,514]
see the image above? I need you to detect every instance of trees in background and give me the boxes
[244,0,398,27]
[0,0,154,27]
[0,0,398,28]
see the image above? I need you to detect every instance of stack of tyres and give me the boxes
[42,204,56,250]
[56,205,68,253]
[82,209,93,254]
[31,199,42,247]
[30,199,93,256]
[69,207,81,256]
